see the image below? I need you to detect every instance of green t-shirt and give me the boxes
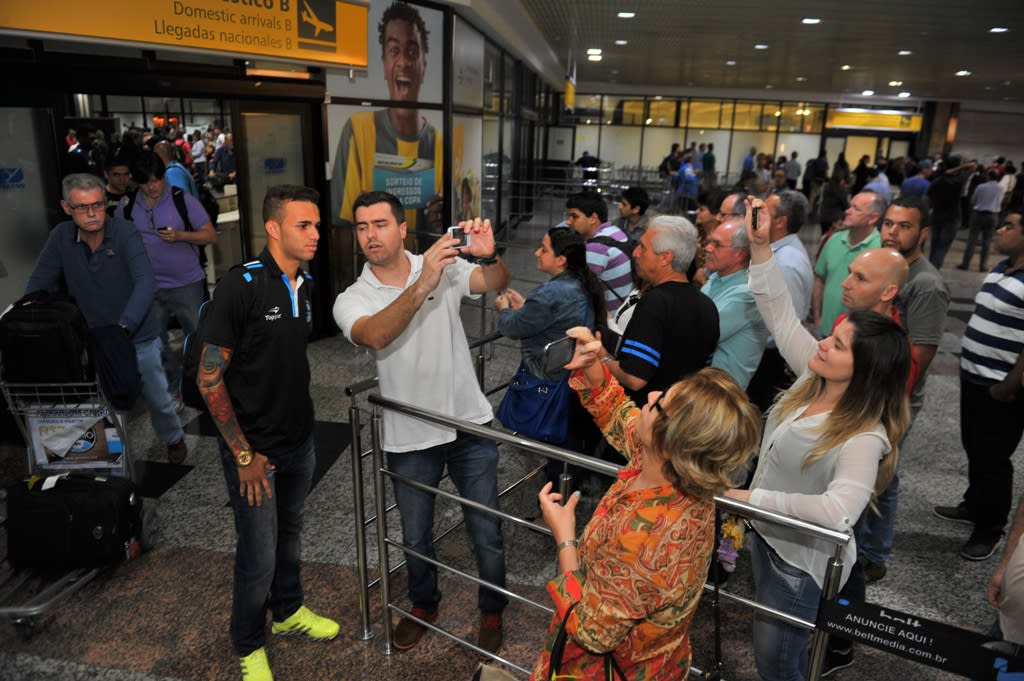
[814,229,882,334]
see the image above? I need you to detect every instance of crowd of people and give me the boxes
[23,119,1024,681]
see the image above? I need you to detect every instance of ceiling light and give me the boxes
[888,80,903,87]
[588,55,602,61]
[765,84,774,89]
[615,40,628,45]
[990,27,1009,33]
[802,18,821,24]
[862,89,874,96]
[898,92,912,98]
[725,60,736,66]
[645,118,653,125]
[587,48,602,55]
[898,50,912,56]
[796,76,807,82]
[956,69,972,76]
[774,110,782,117]
[617,12,635,18]
[755,43,769,49]
[841,64,851,71]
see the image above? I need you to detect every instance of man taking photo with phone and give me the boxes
[333,191,509,655]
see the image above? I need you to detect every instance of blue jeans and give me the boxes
[153,280,205,395]
[928,215,960,269]
[220,434,315,656]
[135,337,184,445]
[388,431,508,615]
[751,532,822,681]
[854,469,898,565]
[962,210,999,270]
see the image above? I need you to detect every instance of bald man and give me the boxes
[153,139,198,198]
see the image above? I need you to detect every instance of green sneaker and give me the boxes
[271,605,340,641]
[239,647,273,681]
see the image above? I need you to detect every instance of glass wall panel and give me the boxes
[734,101,769,131]
[642,127,682,171]
[688,100,723,129]
[603,96,645,125]
[776,134,822,174]
[779,103,825,134]
[728,130,776,182]
[484,42,502,113]
[481,115,502,223]
[600,126,642,171]
[648,99,678,127]
[574,124,601,161]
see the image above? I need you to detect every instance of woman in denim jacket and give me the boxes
[496,228,607,484]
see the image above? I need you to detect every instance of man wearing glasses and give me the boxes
[25,173,186,463]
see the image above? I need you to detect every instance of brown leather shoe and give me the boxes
[477,613,503,654]
[168,438,187,465]
[392,607,438,650]
[862,560,887,584]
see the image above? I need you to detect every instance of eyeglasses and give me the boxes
[66,201,105,214]
[651,391,668,420]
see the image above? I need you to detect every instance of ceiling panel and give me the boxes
[517,0,1024,102]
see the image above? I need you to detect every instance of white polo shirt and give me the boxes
[334,252,493,452]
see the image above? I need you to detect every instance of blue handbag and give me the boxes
[496,364,571,444]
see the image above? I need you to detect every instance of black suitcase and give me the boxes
[0,290,92,383]
[5,474,142,571]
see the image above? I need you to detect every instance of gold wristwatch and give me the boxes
[235,448,254,467]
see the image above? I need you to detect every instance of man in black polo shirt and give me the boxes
[197,185,337,681]
[596,214,720,405]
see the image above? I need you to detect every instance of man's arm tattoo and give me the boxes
[198,342,248,454]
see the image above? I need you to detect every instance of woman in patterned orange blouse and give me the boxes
[530,326,762,680]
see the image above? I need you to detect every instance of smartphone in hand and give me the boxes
[542,335,576,374]
[447,225,471,249]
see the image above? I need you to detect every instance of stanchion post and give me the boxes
[371,406,394,654]
[807,542,846,681]
[349,404,374,641]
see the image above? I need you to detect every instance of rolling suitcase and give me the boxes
[5,473,143,571]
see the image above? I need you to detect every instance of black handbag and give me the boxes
[547,602,627,680]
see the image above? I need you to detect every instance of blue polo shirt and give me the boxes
[702,269,769,389]
[25,217,159,342]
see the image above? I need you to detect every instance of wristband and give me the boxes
[478,251,500,265]
[556,538,578,551]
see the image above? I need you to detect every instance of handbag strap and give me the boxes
[549,601,628,680]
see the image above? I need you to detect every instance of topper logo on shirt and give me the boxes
[265,305,282,321]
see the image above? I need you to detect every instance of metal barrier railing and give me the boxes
[343,330,510,641]
[360,392,851,679]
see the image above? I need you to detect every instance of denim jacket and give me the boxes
[497,272,592,381]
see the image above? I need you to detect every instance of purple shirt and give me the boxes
[116,184,210,289]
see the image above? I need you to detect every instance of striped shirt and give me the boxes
[961,261,1024,383]
[586,223,633,313]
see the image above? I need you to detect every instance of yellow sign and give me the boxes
[0,0,368,68]
[826,109,923,132]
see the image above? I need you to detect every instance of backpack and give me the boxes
[123,187,210,270]
[179,262,268,411]
[0,291,93,383]
[589,234,639,301]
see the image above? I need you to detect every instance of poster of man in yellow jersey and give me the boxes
[328,0,444,262]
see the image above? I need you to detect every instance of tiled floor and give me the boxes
[1,196,1022,680]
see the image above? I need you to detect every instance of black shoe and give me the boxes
[861,559,887,584]
[933,503,972,525]
[961,532,1003,561]
[821,646,854,677]
[956,264,969,271]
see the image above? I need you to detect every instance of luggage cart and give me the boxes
[0,379,133,639]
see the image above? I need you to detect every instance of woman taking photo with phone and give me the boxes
[495,228,606,481]
[725,197,911,681]
[530,332,761,679]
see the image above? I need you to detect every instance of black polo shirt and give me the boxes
[203,248,314,457]
[617,280,719,404]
